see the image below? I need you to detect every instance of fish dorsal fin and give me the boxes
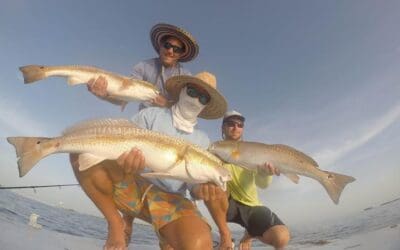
[62,118,137,135]
[283,173,300,184]
[272,144,319,167]
[78,153,107,171]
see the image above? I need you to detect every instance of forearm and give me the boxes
[255,174,272,189]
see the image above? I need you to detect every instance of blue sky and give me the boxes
[1,0,399,228]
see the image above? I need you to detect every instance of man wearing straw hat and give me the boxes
[88,23,198,110]
[70,72,228,249]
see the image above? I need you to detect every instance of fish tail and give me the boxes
[319,170,356,204]
[19,65,47,83]
[7,137,57,177]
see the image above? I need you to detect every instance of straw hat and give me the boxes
[150,23,199,62]
[166,72,227,119]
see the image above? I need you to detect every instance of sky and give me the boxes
[1,0,399,229]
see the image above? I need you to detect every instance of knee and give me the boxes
[266,226,290,249]
[186,232,212,250]
[276,229,290,248]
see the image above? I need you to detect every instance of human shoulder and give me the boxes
[131,106,169,129]
[179,66,192,76]
[131,58,159,80]
[191,128,210,149]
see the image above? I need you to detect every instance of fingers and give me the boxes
[266,163,280,176]
[87,76,108,97]
[202,184,210,201]
[151,94,168,107]
[258,163,280,176]
[116,148,145,174]
[194,183,224,201]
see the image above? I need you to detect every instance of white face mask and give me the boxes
[171,86,206,133]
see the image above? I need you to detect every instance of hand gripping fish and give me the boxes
[7,119,231,189]
[208,140,356,204]
[19,65,160,110]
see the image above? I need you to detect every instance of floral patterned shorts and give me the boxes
[113,176,206,234]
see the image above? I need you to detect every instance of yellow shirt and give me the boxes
[226,163,273,207]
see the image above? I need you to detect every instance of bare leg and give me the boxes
[123,214,134,246]
[159,242,174,250]
[257,225,290,250]
[238,231,252,250]
[70,154,126,249]
[204,193,232,250]
[160,216,212,250]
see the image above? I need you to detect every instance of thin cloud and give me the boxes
[0,96,48,136]
[314,102,400,166]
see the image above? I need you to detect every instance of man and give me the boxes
[205,110,290,250]
[70,72,227,250]
[89,22,198,109]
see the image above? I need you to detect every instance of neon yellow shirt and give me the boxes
[225,163,273,207]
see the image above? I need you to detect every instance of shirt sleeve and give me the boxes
[131,108,153,129]
[255,174,273,189]
[180,67,192,76]
[130,62,145,80]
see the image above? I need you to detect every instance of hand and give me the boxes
[87,76,108,97]
[116,148,145,182]
[191,183,225,201]
[150,94,169,107]
[257,163,280,177]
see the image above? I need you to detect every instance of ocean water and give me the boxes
[0,190,399,249]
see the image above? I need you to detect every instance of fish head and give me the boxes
[209,140,239,162]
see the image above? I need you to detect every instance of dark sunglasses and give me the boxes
[163,41,184,54]
[224,121,244,128]
[186,85,210,105]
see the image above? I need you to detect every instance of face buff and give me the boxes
[171,86,206,133]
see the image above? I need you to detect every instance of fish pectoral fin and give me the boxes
[163,146,190,172]
[78,153,107,171]
[67,76,86,85]
[120,102,128,112]
[184,160,196,181]
[283,173,300,184]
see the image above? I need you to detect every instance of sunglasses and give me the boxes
[186,85,211,105]
[163,41,184,54]
[224,121,244,128]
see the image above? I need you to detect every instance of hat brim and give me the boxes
[150,23,199,63]
[166,75,227,119]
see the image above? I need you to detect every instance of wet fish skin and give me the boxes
[19,65,160,108]
[7,119,231,189]
[208,140,356,204]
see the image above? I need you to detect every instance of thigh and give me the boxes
[226,197,244,226]
[160,216,212,250]
[245,206,285,237]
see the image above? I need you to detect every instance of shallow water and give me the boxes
[0,190,399,249]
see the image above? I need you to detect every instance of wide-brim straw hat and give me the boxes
[150,23,199,62]
[166,72,227,119]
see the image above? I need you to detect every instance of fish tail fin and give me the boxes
[19,65,47,84]
[319,170,356,204]
[7,137,56,177]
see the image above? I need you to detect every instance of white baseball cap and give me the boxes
[223,110,245,122]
